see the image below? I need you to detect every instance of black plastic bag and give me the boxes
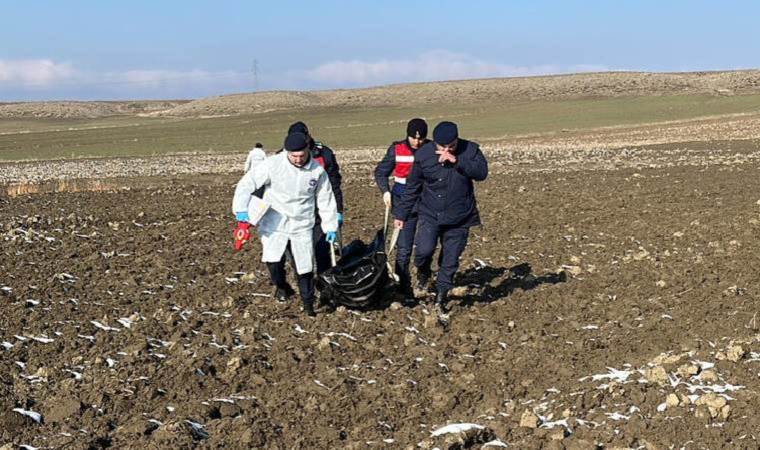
[317,230,389,308]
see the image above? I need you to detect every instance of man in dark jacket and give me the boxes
[393,121,488,314]
[374,118,429,300]
[287,121,344,274]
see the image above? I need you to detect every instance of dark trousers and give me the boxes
[414,219,470,293]
[392,192,418,289]
[313,221,332,275]
[266,241,314,304]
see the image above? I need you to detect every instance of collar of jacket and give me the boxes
[286,152,312,169]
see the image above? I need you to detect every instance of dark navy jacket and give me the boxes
[310,141,344,213]
[394,139,488,227]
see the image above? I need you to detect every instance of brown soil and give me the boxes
[3,140,760,448]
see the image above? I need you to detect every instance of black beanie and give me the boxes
[406,118,428,139]
[433,121,458,145]
[288,121,309,136]
[284,132,309,151]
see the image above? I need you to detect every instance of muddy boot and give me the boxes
[274,287,288,302]
[435,290,450,313]
[302,299,316,317]
[399,283,416,306]
[274,284,295,303]
[434,290,450,326]
[414,271,432,299]
[397,271,415,306]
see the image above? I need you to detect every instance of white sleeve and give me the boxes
[316,169,339,233]
[232,159,270,213]
[244,152,253,172]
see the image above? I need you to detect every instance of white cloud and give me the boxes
[1,53,610,100]
[0,59,76,86]
[105,69,247,87]
[299,50,609,87]
[0,59,252,100]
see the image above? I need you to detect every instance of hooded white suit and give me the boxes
[232,152,338,274]
[244,147,266,172]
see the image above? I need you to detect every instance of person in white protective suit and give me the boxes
[244,142,266,173]
[231,132,339,316]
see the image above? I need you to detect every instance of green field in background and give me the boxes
[1,94,760,161]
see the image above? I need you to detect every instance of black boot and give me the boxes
[274,287,288,302]
[435,290,449,314]
[414,271,431,298]
[303,299,316,317]
[274,284,295,302]
[399,283,415,305]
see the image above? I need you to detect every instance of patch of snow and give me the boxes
[684,382,744,394]
[482,439,508,447]
[588,368,633,383]
[430,423,484,437]
[91,320,118,332]
[695,360,715,370]
[13,408,42,423]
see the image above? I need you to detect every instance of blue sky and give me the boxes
[2,0,759,101]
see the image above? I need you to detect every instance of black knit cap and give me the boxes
[287,121,309,136]
[433,121,458,145]
[406,118,428,139]
[284,132,309,151]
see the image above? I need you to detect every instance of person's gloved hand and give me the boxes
[326,231,337,244]
[382,192,391,207]
[235,211,250,222]
[337,213,344,227]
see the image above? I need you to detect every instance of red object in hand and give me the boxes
[233,221,251,251]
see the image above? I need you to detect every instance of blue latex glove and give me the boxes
[235,211,250,222]
[326,231,337,244]
[337,213,344,227]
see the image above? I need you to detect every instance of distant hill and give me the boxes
[149,70,760,117]
[0,100,189,119]
[3,70,760,119]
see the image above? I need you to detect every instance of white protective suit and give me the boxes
[232,152,338,275]
[244,147,266,172]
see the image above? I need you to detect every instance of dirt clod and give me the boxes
[519,410,541,428]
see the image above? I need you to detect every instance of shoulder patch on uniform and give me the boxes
[314,141,323,149]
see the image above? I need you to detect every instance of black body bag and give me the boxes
[317,230,389,308]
